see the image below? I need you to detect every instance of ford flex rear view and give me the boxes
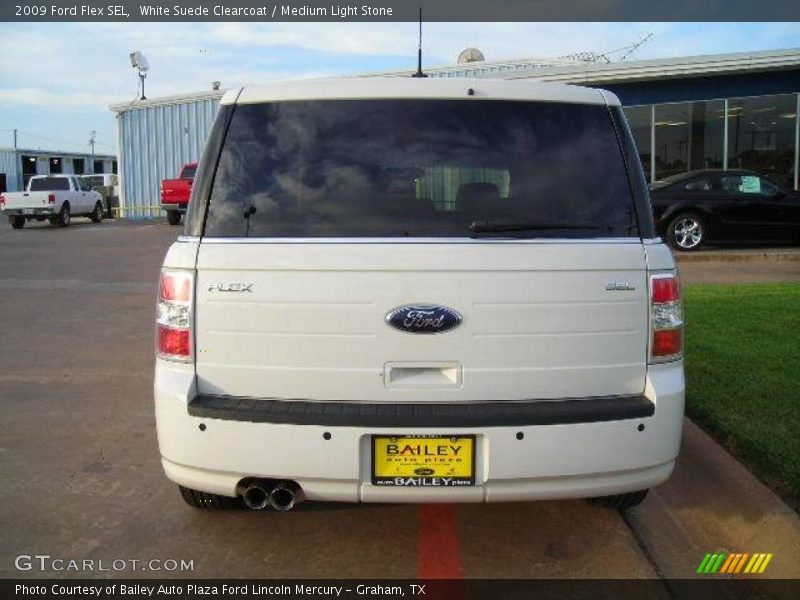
[154,78,685,512]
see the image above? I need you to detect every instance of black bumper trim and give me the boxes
[187,394,654,428]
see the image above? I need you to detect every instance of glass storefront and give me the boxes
[727,94,797,190]
[624,93,798,190]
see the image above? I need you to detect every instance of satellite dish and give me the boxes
[457,48,485,65]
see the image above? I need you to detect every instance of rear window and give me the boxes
[181,166,197,179]
[204,100,639,238]
[30,177,70,191]
[84,176,104,187]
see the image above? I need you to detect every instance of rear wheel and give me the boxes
[10,216,25,229]
[50,203,71,227]
[167,210,182,226]
[666,213,706,251]
[588,489,649,510]
[90,202,104,223]
[178,485,242,510]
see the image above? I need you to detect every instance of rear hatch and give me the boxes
[195,242,647,401]
[191,88,651,403]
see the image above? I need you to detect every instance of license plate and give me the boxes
[22,209,34,215]
[371,435,475,487]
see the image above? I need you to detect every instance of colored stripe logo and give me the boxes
[696,552,773,574]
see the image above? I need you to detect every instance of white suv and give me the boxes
[154,78,684,512]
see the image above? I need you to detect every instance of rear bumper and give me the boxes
[4,207,55,217]
[188,393,655,427]
[160,204,187,213]
[155,361,685,502]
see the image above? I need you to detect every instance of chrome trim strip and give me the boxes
[196,237,645,245]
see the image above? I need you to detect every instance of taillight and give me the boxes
[48,193,56,204]
[0,194,5,208]
[649,272,683,362]
[156,270,194,361]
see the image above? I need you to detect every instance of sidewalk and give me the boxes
[628,420,800,581]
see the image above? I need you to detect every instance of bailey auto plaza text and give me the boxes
[14,583,414,597]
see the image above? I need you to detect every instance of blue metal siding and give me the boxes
[0,150,21,192]
[604,70,800,106]
[0,150,115,193]
[117,97,219,218]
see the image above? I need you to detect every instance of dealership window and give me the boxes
[624,94,800,190]
[622,105,652,181]
[73,158,85,175]
[654,101,724,180]
[727,94,797,190]
[688,100,725,171]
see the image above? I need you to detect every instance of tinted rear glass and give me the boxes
[204,100,638,238]
[181,166,197,179]
[30,177,70,191]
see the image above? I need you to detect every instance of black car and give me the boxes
[649,169,800,251]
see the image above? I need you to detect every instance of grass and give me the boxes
[683,282,800,506]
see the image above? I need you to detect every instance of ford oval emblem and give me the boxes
[385,304,462,334]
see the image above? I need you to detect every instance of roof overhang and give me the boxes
[494,48,800,85]
[109,89,225,114]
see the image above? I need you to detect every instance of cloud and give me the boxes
[0,22,797,154]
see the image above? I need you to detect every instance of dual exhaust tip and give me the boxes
[242,480,303,511]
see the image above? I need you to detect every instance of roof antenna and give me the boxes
[411,7,427,78]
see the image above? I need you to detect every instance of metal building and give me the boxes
[0,148,116,194]
[110,47,800,218]
[109,90,222,218]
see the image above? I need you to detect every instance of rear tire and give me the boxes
[588,489,649,510]
[50,203,71,227]
[178,485,242,510]
[666,213,706,251]
[90,201,103,223]
[10,216,25,229]
[167,210,182,226]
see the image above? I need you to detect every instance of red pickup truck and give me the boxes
[160,163,196,226]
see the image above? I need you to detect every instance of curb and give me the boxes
[675,250,800,263]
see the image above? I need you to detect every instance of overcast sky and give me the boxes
[0,22,798,156]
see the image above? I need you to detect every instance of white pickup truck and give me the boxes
[0,174,105,228]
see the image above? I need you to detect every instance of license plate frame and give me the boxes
[371,434,476,487]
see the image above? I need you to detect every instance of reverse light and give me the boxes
[649,272,683,363]
[156,269,194,361]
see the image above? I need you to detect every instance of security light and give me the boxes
[130,51,150,100]
[129,51,150,72]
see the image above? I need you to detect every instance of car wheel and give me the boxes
[52,203,71,227]
[166,210,182,226]
[666,213,706,251]
[10,216,25,229]
[90,202,103,223]
[178,485,242,510]
[587,489,649,510]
